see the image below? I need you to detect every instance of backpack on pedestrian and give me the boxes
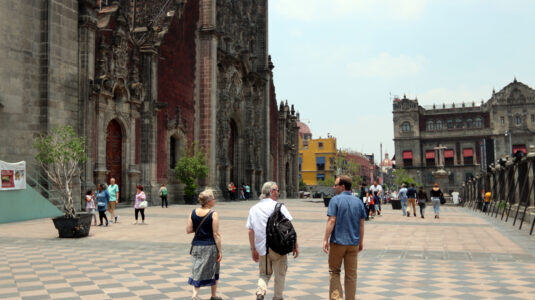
[266,203,297,255]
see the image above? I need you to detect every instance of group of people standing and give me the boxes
[187,176,367,300]
[84,177,149,226]
[359,180,383,220]
[227,182,251,200]
[398,183,444,219]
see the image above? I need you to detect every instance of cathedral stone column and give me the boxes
[197,0,219,192]
[78,0,98,192]
[139,44,159,201]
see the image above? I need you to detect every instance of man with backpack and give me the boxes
[323,175,366,300]
[246,181,299,300]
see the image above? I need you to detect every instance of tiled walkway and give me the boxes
[1,199,534,299]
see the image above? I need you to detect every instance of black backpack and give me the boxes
[266,203,297,255]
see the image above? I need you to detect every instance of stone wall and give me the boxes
[157,0,199,183]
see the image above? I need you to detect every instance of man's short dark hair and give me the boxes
[410,183,415,187]
[338,175,352,190]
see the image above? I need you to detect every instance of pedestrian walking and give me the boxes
[133,185,147,225]
[107,178,119,223]
[159,183,168,208]
[323,175,366,300]
[227,182,235,200]
[407,183,417,217]
[483,190,491,212]
[417,186,428,218]
[369,181,383,216]
[360,183,369,221]
[246,181,299,300]
[85,190,97,225]
[96,183,109,226]
[398,184,408,216]
[245,183,251,199]
[430,183,443,219]
[186,189,222,300]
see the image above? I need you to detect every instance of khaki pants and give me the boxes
[407,198,416,214]
[328,243,358,300]
[257,249,288,300]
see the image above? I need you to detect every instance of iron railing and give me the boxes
[462,152,535,235]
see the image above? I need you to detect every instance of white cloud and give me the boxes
[346,53,426,79]
[272,0,427,21]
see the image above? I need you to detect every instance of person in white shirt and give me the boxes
[369,181,383,216]
[246,181,299,300]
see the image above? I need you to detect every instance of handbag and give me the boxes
[190,210,213,254]
[138,200,148,209]
[440,195,446,204]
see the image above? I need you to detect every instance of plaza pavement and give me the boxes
[1,198,535,300]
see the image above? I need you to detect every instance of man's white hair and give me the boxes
[260,181,277,199]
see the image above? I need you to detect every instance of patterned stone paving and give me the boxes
[1,199,534,299]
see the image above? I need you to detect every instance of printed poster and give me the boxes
[0,160,26,190]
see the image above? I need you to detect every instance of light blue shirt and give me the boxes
[398,187,408,201]
[327,191,367,246]
[107,184,119,202]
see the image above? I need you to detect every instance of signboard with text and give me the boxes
[0,160,26,190]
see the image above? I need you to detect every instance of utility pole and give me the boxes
[380,142,383,187]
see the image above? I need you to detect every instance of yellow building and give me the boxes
[298,121,337,185]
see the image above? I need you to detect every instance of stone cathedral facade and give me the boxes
[0,0,299,205]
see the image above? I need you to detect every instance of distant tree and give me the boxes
[317,176,335,187]
[335,154,362,188]
[392,168,417,187]
[298,178,307,191]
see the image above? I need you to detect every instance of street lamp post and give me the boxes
[505,130,512,156]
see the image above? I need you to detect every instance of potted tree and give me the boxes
[33,125,92,238]
[174,142,209,204]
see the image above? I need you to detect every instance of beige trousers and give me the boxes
[328,243,359,300]
[257,249,288,300]
[407,198,416,214]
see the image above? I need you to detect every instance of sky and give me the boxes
[268,0,535,163]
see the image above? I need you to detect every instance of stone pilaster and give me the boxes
[197,0,218,190]
[78,0,98,193]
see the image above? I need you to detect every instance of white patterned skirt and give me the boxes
[188,244,220,287]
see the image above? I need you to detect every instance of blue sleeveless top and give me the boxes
[191,209,215,246]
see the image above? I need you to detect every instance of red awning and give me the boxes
[463,148,473,157]
[426,151,435,159]
[402,151,413,159]
[513,144,527,154]
[444,149,454,158]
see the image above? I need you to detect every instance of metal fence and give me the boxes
[462,152,535,235]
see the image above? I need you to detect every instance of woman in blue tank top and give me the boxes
[186,189,222,300]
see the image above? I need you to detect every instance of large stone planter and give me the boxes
[184,194,197,204]
[52,213,93,238]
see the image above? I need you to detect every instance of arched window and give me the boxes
[426,120,434,131]
[466,118,473,128]
[401,122,411,132]
[475,117,482,128]
[515,115,522,125]
[436,120,443,130]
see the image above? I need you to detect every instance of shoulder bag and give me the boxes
[189,210,214,255]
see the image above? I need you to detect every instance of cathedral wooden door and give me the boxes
[106,120,122,195]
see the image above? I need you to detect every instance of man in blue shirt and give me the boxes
[323,175,366,300]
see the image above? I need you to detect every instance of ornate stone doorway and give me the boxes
[106,119,123,196]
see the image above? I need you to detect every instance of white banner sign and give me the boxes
[0,160,26,190]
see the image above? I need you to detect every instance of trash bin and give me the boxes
[323,197,332,207]
[390,199,401,209]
